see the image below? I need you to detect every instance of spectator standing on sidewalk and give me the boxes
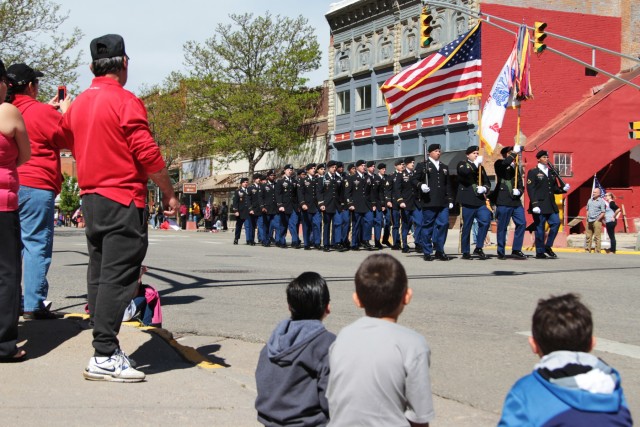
[220,201,229,231]
[585,187,606,253]
[61,34,178,382]
[179,202,187,230]
[7,63,71,320]
[604,192,621,254]
[0,60,31,362]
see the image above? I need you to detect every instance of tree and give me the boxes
[182,12,322,175]
[0,0,83,99]
[58,173,80,215]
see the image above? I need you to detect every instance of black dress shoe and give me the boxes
[401,247,409,253]
[382,239,392,247]
[375,242,384,250]
[462,253,472,260]
[362,241,373,250]
[435,251,451,261]
[292,242,302,249]
[351,246,360,251]
[338,246,349,252]
[497,253,506,260]
[323,246,331,252]
[535,253,548,259]
[304,246,312,250]
[233,239,238,245]
[423,254,434,261]
[263,243,270,247]
[511,250,527,260]
[473,248,488,260]
[391,244,400,251]
[248,241,255,246]
[415,244,423,252]
[544,246,558,258]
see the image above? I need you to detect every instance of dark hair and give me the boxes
[532,293,593,355]
[91,56,126,77]
[287,272,330,320]
[354,254,407,318]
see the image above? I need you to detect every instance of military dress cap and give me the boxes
[316,163,326,169]
[6,63,44,86]
[348,163,355,170]
[427,143,441,153]
[283,164,294,170]
[500,146,513,156]
[90,34,128,60]
[377,162,386,169]
[536,150,549,159]
[252,173,261,180]
[259,174,266,180]
[297,169,306,175]
[327,160,337,167]
[404,156,415,164]
[240,177,249,183]
[465,145,480,154]
[366,160,375,168]
[336,161,344,168]
[305,163,316,171]
[394,159,404,166]
[355,159,366,167]
[267,169,276,175]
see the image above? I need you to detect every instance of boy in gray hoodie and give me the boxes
[255,272,335,426]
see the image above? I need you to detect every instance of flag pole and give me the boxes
[515,106,521,186]
[478,101,483,187]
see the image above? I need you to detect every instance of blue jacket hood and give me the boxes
[266,318,326,365]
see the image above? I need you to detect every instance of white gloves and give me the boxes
[563,184,570,191]
[532,207,541,214]
[474,155,483,166]
[513,145,521,154]
[512,189,521,196]
[476,186,487,194]
[421,184,430,193]
[448,203,454,209]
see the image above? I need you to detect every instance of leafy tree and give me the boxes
[58,173,80,215]
[0,0,83,99]
[182,12,322,175]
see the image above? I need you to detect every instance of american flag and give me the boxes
[382,23,482,125]
[592,175,606,197]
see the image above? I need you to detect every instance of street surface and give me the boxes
[47,227,640,424]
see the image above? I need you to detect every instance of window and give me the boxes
[377,82,385,107]
[355,85,371,111]
[336,90,350,115]
[553,153,572,176]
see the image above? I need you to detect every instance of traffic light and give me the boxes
[533,21,547,53]
[630,121,640,139]
[420,8,434,48]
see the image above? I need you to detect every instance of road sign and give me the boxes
[183,183,198,194]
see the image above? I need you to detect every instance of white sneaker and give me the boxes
[83,350,145,382]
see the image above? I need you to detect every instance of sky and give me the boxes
[58,0,336,95]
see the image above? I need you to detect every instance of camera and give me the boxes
[58,85,66,101]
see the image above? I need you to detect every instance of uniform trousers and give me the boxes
[533,212,560,254]
[421,206,449,254]
[339,209,350,245]
[83,194,147,357]
[372,209,382,242]
[461,204,491,254]
[391,208,401,246]
[301,210,321,247]
[496,205,526,255]
[400,208,422,249]
[288,210,301,244]
[278,212,291,245]
[322,211,341,248]
[351,210,373,247]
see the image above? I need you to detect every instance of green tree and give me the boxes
[58,173,80,215]
[182,12,322,175]
[0,0,83,99]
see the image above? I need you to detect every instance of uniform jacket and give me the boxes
[275,176,296,214]
[526,165,566,214]
[387,172,402,209]
[345,172,373,213]
[231,187,251,219]
[248,183,262,214]
[492,154,524,208]
[411,159,452,208]
[298,175,318,214]
[456,159,491,208]
[260,180,278,215]
[393,169,420,210]
[317,172,342,214]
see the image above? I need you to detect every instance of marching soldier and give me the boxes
[275,164,296,248]
[493,146,527,260]
[412,144,453,261]
[456,146,491,260]
[394,157,422,253]
[248,173,263,245]
[345,160,374,250]
[389,159,405,250]
[259,170,278,247]
[373,162,389,249]
[526,150,570,259]
[298,164,320,250]
[317,160,342,251]
[231,178,252,245]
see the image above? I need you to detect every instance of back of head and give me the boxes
[90,34,128,77]
[532,293,593,355]
[355,254,407,318]
[287,272,330,320]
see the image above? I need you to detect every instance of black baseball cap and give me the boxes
[6,63,44,86]
[90,34,128,60]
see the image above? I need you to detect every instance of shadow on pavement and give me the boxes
[17,317,85,359]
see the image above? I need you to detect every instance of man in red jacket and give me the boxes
[61,34,179,382]
[7,63,71,320]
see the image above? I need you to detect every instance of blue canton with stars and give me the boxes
[439,25,481,69]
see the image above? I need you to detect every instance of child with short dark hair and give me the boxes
[327,254,435,427]
[498,293,633,426]
[255,272,335,426]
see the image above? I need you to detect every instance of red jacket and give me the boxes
[61,77,165,208]
[14,94,70,194]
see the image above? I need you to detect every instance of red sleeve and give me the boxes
[119,97,165,174]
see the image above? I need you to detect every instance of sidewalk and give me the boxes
[1,315,498,426]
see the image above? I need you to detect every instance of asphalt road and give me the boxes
[47,227,640,421]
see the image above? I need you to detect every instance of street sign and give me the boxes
[183,183,198,194]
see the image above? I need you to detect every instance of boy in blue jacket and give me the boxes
[498,293,633,426]
[255,272,335,426]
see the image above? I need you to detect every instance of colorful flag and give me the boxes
[592,175,606,196]
[514,25,533,101]
[382,23,482,125]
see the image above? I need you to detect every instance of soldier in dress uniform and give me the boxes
[286,169,303,249]
[526,150,570,259]
[259,170,278,247]
[275,164,296,248]
[345,159,374,250]
[248,173,263,245]
[377,163,392,248]
[394,157,422,253]
[493,145,527,260]
[365,161,383,249]
[317,160,342,251]
[298,165,320,250]
[231,177,252,245]
[389,159,405,250]
[456,145,491,260]
[412,144,453,261]
[337,162,351,248]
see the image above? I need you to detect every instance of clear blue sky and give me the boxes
[59,0,334,94]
